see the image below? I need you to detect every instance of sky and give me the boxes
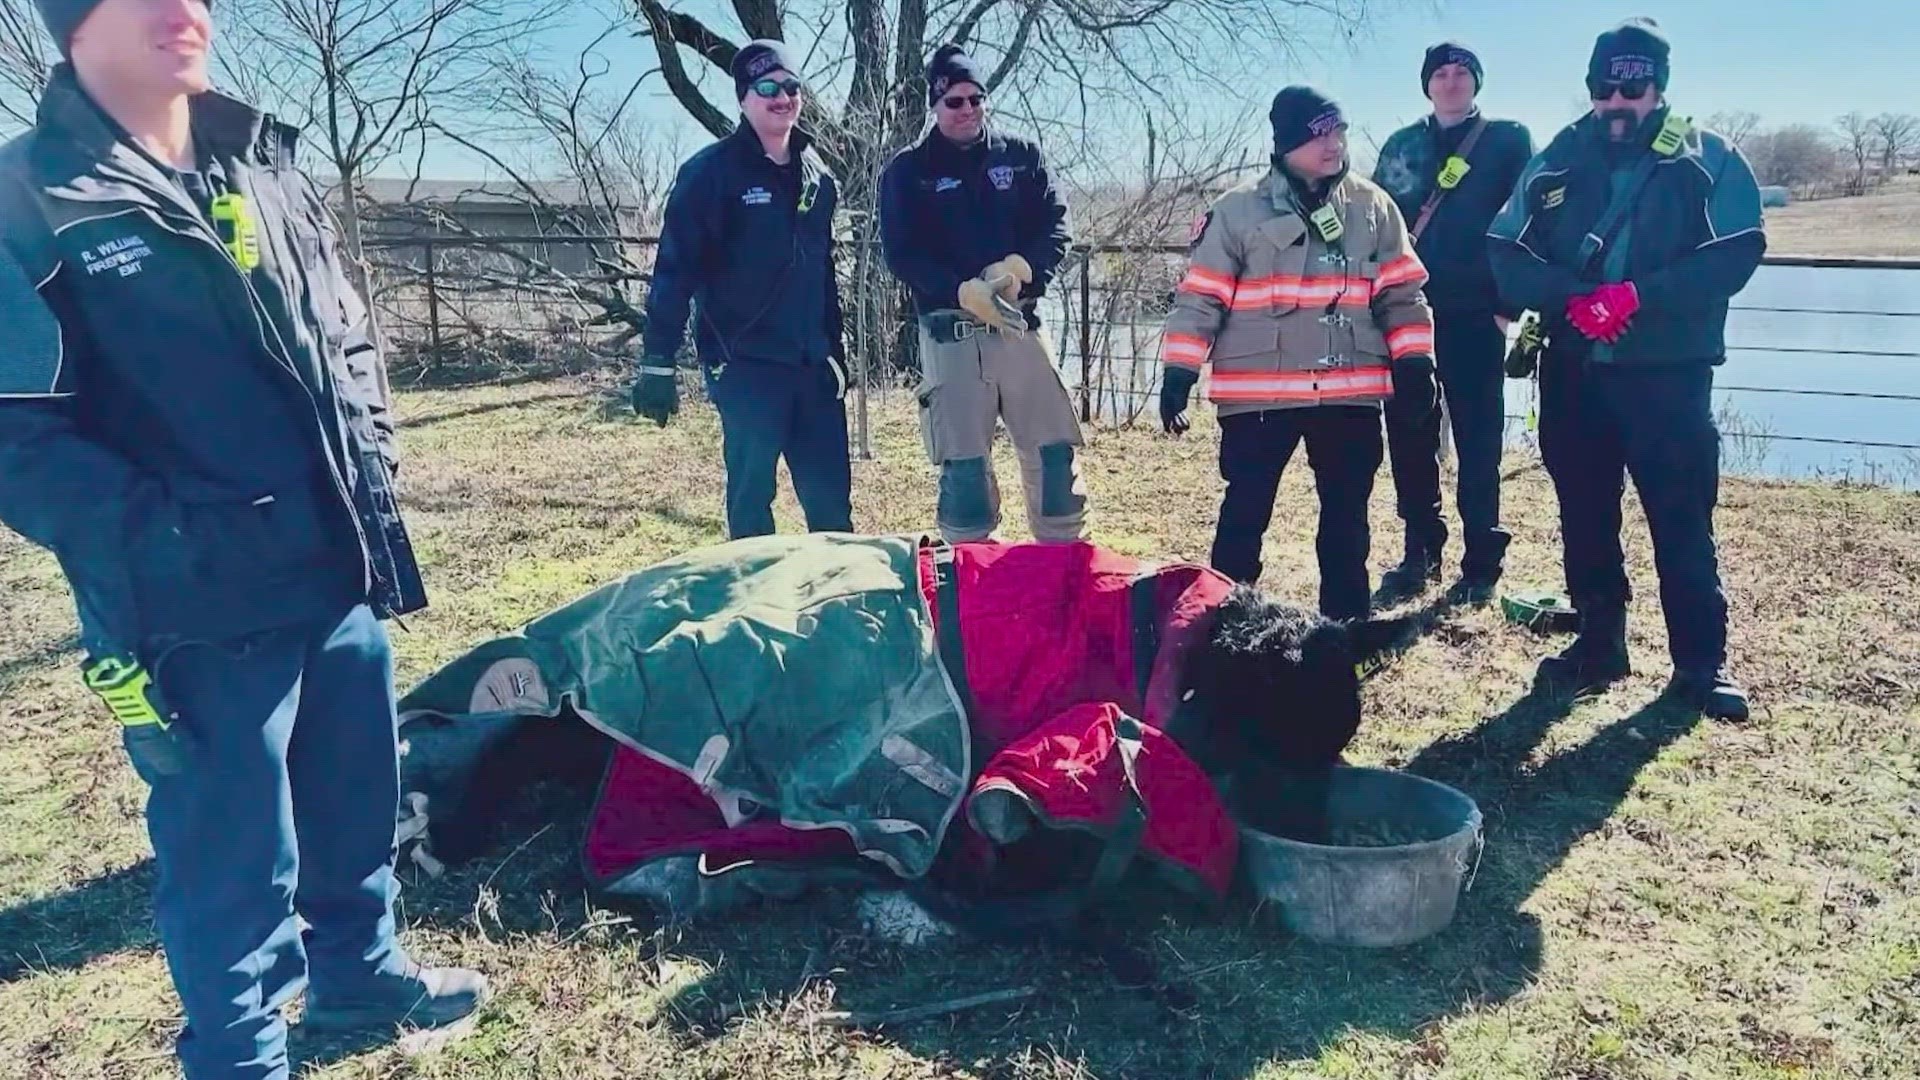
[407,0,1920,183]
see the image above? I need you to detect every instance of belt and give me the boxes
[920,309,1007,344]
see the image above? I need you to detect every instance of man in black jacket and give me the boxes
[1372,42,1534,604]
[0,0,485,1075]
[878,44,1087,543]
[1489,18,1763,721]
[635,40,852,540]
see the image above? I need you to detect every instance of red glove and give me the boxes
[1566,282,1640,344]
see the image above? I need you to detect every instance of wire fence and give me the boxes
[363,235,1920,467]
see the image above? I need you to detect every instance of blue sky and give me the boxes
[422,0,1920,181]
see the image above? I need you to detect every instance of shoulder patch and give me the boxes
[0,245,63,397]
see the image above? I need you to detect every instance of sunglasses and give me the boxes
[1587,77,1654,102]
[751,78,803,100]
[941,93,986,111]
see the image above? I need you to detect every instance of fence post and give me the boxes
[423,239,442,356]
[1078,250,1092,424]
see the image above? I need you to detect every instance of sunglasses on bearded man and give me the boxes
[1587,76,1654,101]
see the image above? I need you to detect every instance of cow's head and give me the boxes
[1180,586,1412,780]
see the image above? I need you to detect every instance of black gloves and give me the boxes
[632,359,679,426]
[1160,365,1200,435]
[1387,354,1437,420]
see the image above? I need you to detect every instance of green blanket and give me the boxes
[400,533,972,878]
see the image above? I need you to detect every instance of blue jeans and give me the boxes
[705,359,854,539]
[143,605,410,1079]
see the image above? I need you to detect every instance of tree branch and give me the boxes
[731,0,783,41]
[633,0,736,140]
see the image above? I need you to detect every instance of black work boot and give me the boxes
[1446,568,1502,607]
[1666,667,1751,722]
[1534,605,1630,698]
[1375,549,1442,604]
[1450,533,1510,606]
[305,962,491,1033]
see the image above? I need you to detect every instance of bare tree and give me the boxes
[378,22,678,365]
[218,0,566,274]
[1705,110,1761,149]
[0,0,48,130]
[1870,112,1919,179]
[1744,124,1840,194]
[1835,111,1876,196]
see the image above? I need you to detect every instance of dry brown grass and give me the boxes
[1763,177,1920,259]
[2,376,1917,1079]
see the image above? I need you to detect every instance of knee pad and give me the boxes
[1037,442,1087,518]
[939,457,994,533]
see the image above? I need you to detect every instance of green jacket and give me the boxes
[401,533,970,878]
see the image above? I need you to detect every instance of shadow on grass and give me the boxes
[625,685,1704,1077]
[0,682,1704,1077]
[0,861,157,983]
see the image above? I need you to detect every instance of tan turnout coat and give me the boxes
[1162,170,1435,417]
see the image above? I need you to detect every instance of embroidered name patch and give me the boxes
[83,234,154,278]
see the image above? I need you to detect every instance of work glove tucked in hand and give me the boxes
[1566,281,1640,344]
[982,254,1034,299]
[1160,365,1199,435]
[1387,353,1438,420]
[632,358,680,426]
[957,277,1027,333]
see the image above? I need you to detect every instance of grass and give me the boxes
[2,374,1918,1079]
[1763,176,1920,259]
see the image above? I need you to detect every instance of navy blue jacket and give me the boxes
[1372,111,1533,317]
[1488,106,1766,365]
[878,128,1070,325]
[642,125,842,370]
[0,67,424,656]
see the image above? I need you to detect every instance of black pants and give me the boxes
[1385,308,1511,574]
[1210,406,1382,621]
[704,359,854,539]
[1538,356,1728,669]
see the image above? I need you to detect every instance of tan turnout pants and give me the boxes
[914,316,1089,542]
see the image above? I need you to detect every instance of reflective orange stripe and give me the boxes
[1207,366,1392,402]
[1377,253,1427,290]
[1229,275,1376,310]
[1161,332,1211,368]
[1177,266,1237,305]
[1387,325,1435,359]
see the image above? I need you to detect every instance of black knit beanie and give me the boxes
[1270,86,1345,157]
[1421,41,1483,96]
[926,44,984,106]
[38,0,207,55]
[731,39,797,100]
[1589,17,1671,91]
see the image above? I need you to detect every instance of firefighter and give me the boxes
[1488,18,1763,721]
[0,0,486,1076]
[1372,43,1536,604]
[635,40,853,540]
[1161,87,1437,622]
[878,43,1087,544]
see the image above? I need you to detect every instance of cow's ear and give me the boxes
[1350,615,1417,679]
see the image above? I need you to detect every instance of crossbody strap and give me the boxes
[1409,115,1490,244]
